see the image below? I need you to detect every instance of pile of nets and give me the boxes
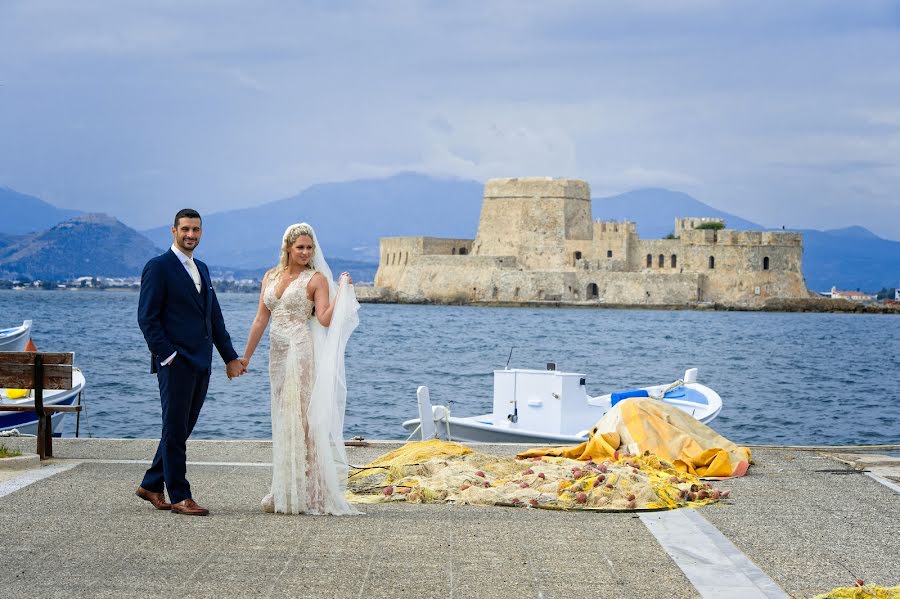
[348,439,729,511]
[812,584,900,599]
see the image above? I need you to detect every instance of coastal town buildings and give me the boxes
[830,287,878,302]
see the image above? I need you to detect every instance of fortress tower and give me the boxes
[473,178,591,270]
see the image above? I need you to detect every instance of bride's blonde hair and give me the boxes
[271,223,316,276]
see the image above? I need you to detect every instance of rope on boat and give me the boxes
[647,379,685,401]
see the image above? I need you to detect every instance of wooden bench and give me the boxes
[0,352,81,459]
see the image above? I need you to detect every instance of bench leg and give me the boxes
[36,413,47,460]
[36,412,53,459]
[44,413,53,458]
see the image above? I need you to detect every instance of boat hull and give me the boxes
[0,369,85,436]
[403,415,587,444]
[402,381,723,444]
[0,320,32,352]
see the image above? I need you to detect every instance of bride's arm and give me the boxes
[310,272,337,327]
[242,272,272,367]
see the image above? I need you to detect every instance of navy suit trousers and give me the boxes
[141,357,210,504]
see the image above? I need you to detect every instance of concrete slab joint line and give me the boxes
[640,508,789,599]
[864,471,900,494]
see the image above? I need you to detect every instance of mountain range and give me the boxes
[1,173,898,291]
[1,187,82,234]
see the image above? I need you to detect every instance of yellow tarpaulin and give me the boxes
[518,397,751,478]
[348,439,727,510]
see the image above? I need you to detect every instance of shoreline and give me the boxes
[355,290,900,314]
[4,287,898,314]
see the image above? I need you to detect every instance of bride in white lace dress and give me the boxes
[241,223,361,515]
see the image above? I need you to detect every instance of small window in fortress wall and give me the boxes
[459,247,467,255]
[646,254,652,267]
[587,283,599,299]
[709,256,715,269]
[658,254,665,267]
[763,256,770,270]
[671,254,677,268]
[607,250,613,258]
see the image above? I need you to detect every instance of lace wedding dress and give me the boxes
[262,266,360,515]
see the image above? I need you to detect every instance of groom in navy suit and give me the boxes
[136,208,245,516]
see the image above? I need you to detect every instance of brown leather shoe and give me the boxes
[135,486,172,510]
[171,498,209,516]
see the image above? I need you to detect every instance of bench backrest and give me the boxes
[0,352,74,390]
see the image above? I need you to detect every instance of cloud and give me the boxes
[1,1,899,240]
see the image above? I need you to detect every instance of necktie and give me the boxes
[185,257,201,293]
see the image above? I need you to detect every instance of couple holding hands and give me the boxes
[136,209,360,517]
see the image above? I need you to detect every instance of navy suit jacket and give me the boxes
[137,249,239,373]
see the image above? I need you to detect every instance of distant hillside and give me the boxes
[0,213,162,279]
[142,172,484,267]
[0,187,82,235]
[799,228,900,292]
[592,188,763,237]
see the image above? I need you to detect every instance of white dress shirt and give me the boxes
[160,244,203,366]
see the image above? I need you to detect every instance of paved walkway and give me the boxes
[1,438,898,598]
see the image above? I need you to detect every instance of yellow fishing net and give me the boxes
[812,585,900,599]
[348,439,728,510]
[519,397,752,479]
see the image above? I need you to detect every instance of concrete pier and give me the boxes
[1,438,898,598]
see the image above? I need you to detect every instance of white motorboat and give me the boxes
[402,366,722,444]
[0,320,32,352]
[0,368,85,436]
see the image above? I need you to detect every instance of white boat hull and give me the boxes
[0,369,85,436]
[402,369,723,444]
[0,320,32,352]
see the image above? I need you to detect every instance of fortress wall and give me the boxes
[577,272,702,305]
[374,237,422,288]
[634,239,683,271]
[375,236,475,288]
[676,217,724,233]
[421,237,474,255]
[393,255,514,302]
[590,221,636,271]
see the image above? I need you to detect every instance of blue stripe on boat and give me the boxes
[611,386,709,407]
[0,394,77,429]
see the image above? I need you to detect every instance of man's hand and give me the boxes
[226,359,246,380]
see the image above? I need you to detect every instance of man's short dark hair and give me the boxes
[174,209,202,227]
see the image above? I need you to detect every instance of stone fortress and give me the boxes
[373,177,811,308]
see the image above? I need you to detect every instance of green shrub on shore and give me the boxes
[0,443,22,458]
[696,221,725,230]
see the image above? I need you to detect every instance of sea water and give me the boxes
[1,289,898,446]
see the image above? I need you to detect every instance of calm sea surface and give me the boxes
[1,289,898,446]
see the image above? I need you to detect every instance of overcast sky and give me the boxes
[1,1,899,238]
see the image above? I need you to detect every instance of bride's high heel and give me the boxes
[261,493,275,513]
